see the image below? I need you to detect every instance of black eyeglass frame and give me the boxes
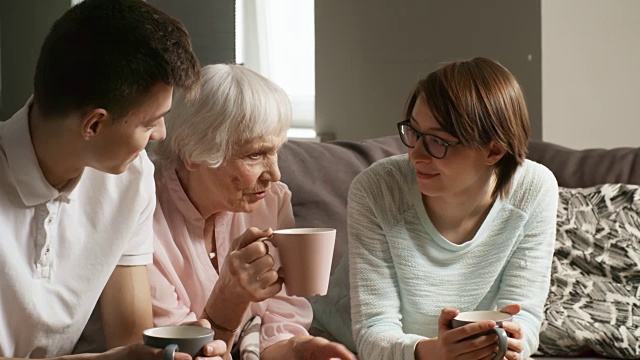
[396,119,461,159]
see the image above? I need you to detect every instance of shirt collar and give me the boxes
[2,98,81,206]
[157,164,232,228]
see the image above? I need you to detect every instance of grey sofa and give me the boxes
[278,135,640,359]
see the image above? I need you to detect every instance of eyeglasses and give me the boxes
[396,120,461,159]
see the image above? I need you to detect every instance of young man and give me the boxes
[0,0,224,358]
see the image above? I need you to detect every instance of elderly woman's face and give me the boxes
[189,135,286,214]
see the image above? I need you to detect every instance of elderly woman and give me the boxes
[147,64,354,360]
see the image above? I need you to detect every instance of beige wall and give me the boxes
[147,0,235,65]
[0,0,70,121]
[0,0,234,122]
[542,0,640,149]
[315,0,542,141]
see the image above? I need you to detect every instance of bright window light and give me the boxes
[236,0,315,130]
[287,128,317,139]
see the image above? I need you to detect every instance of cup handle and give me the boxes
[163,343,179,360]
[491,327,508,360]
[260,237,284,280]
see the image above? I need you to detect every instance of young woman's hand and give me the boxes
[498,304,524,360]
[415,308,500,360]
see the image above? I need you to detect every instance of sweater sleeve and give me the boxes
[494,167,558,359]
[348,172,426,360]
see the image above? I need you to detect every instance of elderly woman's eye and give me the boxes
[247,153,262,159]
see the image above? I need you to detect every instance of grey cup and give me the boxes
[143,326,214,360]
[451,311,511,360]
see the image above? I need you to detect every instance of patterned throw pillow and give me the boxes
[230,316,261,360]
[537,184,640,358]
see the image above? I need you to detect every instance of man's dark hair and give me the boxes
[34,0,200,119]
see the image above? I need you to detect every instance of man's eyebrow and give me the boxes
[148,108,171,122]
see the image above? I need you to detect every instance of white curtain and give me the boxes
[238,0,315,130]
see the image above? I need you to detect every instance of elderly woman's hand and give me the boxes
[204,227,284,351]
[217,227,283,305]
[261,336,356,360]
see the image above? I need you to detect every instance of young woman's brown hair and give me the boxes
[404,57,530,199]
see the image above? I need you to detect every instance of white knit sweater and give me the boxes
[348,155,558,360]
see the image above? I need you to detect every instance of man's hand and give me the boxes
[179,319,228,359]
[98,333,225,360]
[99,344,195,360]
[95,320,227,360]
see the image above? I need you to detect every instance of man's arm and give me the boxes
[100,265,154,348]
[0,353,98,359]
[0,344,172,360]
[0,267,153,360]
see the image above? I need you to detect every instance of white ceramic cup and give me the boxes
[451,311,511,360]
[143,325,214,360]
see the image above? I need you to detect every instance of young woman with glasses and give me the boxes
[345,58,558,360]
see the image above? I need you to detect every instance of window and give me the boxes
[236,0,316,139]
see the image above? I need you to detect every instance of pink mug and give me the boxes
[266,228,336,297]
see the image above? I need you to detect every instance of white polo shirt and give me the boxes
[0,100,155,357]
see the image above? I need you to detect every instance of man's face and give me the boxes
[89,82,172,174]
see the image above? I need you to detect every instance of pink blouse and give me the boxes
[148,165,312,351]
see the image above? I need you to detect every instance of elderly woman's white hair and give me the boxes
[151,64,292,167]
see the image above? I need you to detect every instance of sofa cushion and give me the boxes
[527,141,640,187]
[537,184,640,358]
[279,136,640,273]
[279,136,407,272]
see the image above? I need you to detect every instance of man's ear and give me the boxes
[485,141,507,166]
[80,108,109,140]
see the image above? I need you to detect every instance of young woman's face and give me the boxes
[408,97,494,199]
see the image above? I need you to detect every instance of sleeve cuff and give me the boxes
[260,326,310,352]
[404,334,428,360]
[117,253,153,266]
